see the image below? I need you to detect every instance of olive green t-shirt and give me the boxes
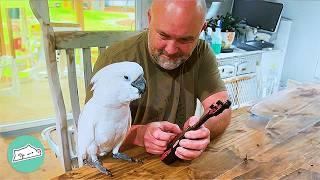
[85,31,225,128]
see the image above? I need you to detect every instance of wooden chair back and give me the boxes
[30,0,138,171]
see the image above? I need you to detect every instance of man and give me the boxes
[85,0,231,161]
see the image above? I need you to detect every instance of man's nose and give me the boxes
[164,40,179,55]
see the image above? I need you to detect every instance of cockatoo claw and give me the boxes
[83,158,95,168]
[92,159,113,176]
[113,152,143,163]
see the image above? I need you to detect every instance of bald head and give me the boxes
[150,0,207,23]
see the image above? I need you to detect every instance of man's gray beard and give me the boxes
[153,55,186,70]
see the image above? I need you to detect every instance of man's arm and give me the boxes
[182,91,231,138]
[175,90,231,160]
[202,90,232,138]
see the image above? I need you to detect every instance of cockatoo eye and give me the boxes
[124,75,129,81]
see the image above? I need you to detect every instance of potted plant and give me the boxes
[207,12,240,49]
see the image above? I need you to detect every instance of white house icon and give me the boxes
[12,144,42,163]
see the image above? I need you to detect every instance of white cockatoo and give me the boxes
[77,61,146,176]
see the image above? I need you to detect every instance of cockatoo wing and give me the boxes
[77,102,97,167]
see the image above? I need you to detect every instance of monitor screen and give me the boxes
[232,0,283,32]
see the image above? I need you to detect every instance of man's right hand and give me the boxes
[141,121,181,154]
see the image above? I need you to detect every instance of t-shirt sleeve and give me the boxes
[197,42,226,102]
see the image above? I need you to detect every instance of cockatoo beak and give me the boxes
[131,75,146,95]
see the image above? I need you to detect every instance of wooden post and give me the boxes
[74,0,84,30]
[0,3,6,55]
[29,0,72,171]
[6,8,15,58]
[20,8,29,52]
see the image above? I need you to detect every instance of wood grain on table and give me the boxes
[56,84,320,179]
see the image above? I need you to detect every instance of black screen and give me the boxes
[232,0,283,32]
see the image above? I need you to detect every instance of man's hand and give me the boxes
[142,121,181,154]
[176,116,210,160]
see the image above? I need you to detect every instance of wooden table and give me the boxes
[55,84,320,179]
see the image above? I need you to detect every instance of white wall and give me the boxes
[277,0,320,83]
[208,0,234,16]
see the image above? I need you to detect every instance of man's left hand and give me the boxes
[175,116,210,160]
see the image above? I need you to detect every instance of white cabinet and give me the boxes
[218,65,236,79]
[217,49,287,108]
[217,52,261,109]
[236,58,256,75]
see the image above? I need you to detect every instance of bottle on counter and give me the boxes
[205,27,213,46]
[211,20,222,55]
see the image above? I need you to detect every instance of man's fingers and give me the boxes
[150,138,168,148]
[144,135,167,150]
[145,140,167,154]
[188,116,199,127]
[143,121,183,155]
[159,121,182,134]
[146,148,165,155]
[184,126,210,139]
[152,125,180,141]
[152,129,176,141]
[183,116,200,130]
[179,138,210,151]
[175,147,202,160]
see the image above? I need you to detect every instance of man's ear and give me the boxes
[147,9,151,26]
[201,22,208,31]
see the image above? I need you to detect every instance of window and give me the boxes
[0,0,145,131]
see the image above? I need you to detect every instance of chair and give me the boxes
[29,0,139,171]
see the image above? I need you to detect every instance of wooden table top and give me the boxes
[55,84,320,179]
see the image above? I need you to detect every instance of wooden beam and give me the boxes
[44,24,72,172]
[54,31,140,49]
[0,3,6,55]
[74,0,84,30]
[6,8,15,58]
[29,0,72,171]
[135,0,152,31]
[50,22,80,28]
[29,0,50,24]
[82,48,92,90]
[20,8,30,57]
[66,48,80,129]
